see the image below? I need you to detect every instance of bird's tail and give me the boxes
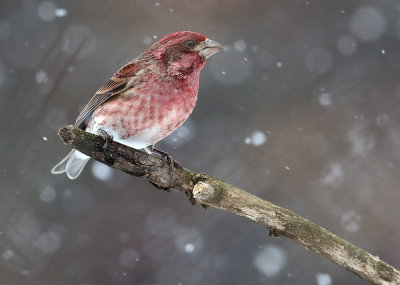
[51,150,90,179]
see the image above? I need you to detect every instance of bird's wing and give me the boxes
[74,62,141,128]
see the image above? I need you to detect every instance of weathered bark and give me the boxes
[57,125,400,285]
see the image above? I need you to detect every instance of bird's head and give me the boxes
[144,31,223,79]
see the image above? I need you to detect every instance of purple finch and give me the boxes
[52,31,223,179]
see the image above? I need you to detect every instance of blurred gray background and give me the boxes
[1,0,400,284]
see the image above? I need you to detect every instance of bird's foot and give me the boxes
[97,129,113,150]
[152,148,182,170]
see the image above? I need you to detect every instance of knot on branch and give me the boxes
[193,182,221,204]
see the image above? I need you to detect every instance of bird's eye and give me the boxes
[185,40,196,49]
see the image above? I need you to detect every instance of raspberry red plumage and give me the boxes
[52,31,223,179]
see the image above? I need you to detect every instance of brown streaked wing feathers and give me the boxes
[74,62,141,128]
[74,78,127,128]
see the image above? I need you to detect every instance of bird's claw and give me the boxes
[152,148,182,170]
[97,129,113,150]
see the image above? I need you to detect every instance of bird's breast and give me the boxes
[89,76,199,146]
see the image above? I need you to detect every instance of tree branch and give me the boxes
[57,125,400,285]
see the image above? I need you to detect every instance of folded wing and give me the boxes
[75,61,141,128]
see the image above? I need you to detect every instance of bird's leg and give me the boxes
[97,129,113,150]
[151,147,182,170]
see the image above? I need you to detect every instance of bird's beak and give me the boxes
[198,38,223,59]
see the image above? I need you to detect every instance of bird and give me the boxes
[51,31,223,179]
